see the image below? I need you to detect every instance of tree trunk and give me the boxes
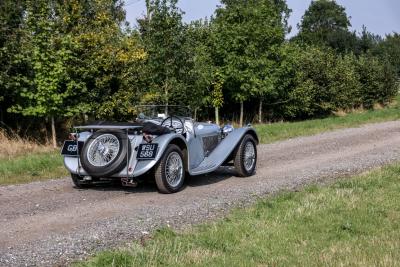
[259,99,263,124]
[164,82,169,116]
[215,107,220,125]
[194,108,198,121]
[239,101,244,127]
[146,0,151,20]
[51,116,57,148]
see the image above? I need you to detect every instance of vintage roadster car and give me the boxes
[61,106,258,193]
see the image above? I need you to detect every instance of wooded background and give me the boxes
[0,0,399,146]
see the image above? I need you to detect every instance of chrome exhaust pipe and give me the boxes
[121,177,138,187]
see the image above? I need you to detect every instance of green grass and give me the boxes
[77,164,400,267]
[255,104,400,144]
[0,151,68,185]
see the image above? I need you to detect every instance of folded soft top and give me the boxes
[76,121,171,135]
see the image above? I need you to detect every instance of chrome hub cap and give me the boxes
[244,141,256,171]
[87,134,120,167]
[165,152,183,187]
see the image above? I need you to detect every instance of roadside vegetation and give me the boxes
[0,152,66,185]
[0,130,55,159]
[255,97,400,144]
[0,130,66,185]
[78,164,400,267]
[1,99,400,186]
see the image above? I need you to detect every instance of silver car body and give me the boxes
[63,118,258,178]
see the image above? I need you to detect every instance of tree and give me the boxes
[184,20,215,120]
[0,0,26,122]
[356,54,397,108]
[212,0,290,126]
[8,0,144,145]
[356,25,382,55]
[296,0,356,53]
[138,0,188,113]
[9,0,79,147]
[56,0,145,120]
[373,33,400,78]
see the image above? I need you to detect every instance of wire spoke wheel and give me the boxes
[80,130,130,178]
[154,144,185,194]
[87,134,120,167]
[244,141,256,171]
[234,134,257,177]
[165,152,183,187]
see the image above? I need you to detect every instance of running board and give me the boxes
[189,157,219,175]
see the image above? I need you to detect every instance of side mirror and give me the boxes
[222,124,234,135]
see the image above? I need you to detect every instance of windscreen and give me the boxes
[135,105,192,120]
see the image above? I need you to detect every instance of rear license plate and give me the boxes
[61,141,84,156]
[137,143,158,160]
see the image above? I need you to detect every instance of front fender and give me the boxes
[133,133,188,177]
[223,127,259,147]
[188,127,258,176]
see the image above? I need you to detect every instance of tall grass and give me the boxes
[0,129,54,159]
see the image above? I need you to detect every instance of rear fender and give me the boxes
[133,134,188,177]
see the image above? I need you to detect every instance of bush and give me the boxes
[268,44,397,120]
[356,55,398,108]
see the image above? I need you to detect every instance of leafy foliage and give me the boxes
[296,0,357,53]
[0,0,26,117]
[373,33,400,77]
[138,0,188,107]
[0,0,398,140]
[212,0,290,103]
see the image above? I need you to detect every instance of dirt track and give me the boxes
[1,120,400,266]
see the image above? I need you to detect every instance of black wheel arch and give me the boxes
[225,129,259,164]
[246,128,259,145]
[168,137,189,172]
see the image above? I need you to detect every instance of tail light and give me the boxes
[143,133,153,143]
[68,133,77,141]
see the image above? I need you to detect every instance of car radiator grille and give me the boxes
[202,135,219,156]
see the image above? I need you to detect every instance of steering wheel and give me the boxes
[161,116,185,134]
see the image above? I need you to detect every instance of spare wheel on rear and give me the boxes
[80,130,131,177]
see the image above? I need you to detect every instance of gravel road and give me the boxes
[1,121,400,266]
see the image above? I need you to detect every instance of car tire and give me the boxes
[80,130,131,178]
[234,134,257,177]
[71,173,92,188]
[154,144,185,194]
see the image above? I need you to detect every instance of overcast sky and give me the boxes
[125,0,400,37]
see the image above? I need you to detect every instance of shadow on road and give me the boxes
[78,166,237,193]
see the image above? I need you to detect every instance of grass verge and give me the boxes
[0,151,67,185]
[78,164,400,267]
[255,104,400,144]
